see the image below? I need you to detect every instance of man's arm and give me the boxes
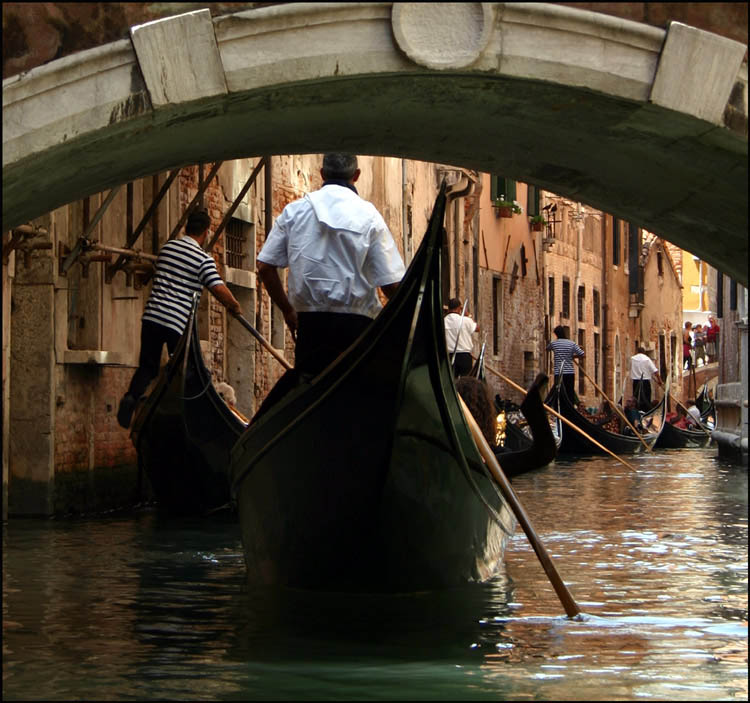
[257,261,298,337]
[209,283,242,315]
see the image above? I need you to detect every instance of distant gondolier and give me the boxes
[630,347,662,411]
[547,325,584,401]
[444,298,479,377]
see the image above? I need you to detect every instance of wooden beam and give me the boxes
[205,158,266,253]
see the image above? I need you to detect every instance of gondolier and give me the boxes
[117,209,242,429]
[629,347,662,411]
[444,298,480,377]
[255,153,405,412]
[547,326,584,401]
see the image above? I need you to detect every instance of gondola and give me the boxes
[466,348,560,477]
[130,293,247,515]
[547,377,666,455]
[229,184,518,591]
[654,385,714,449]
[492,373,559,477]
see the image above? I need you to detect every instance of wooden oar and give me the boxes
[478,359,638,472]
[231,312,293,371]
[458,395,581,619]
[574,359,652,453]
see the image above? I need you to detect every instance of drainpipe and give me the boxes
[402,159,410,266]
[445,171,476,300]
[574,202,583,338]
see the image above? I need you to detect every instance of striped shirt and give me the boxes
[142,236,223,335]
[546,338,584,375]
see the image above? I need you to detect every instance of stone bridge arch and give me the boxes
[3,2,747,284]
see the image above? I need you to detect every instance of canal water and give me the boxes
[3,448,747,701]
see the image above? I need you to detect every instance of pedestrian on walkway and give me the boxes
[683,321,693,370]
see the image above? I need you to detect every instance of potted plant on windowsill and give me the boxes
[493,197,522,218]
[529,214,547,231]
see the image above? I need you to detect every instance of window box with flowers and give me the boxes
[493,197,522,218]
[529,214,547,231]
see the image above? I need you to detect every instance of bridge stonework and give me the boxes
[3,2,747,80]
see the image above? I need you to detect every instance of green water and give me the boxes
[3,449,747,700]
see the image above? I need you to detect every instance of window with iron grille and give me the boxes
[593,289,600,326]
[577,285,585,321]
[225,218,248,269]
[562,278,570,319]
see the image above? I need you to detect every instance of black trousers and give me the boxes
[452,352,473,378]
[632,379,652,411]
[252,311,372,421]
[126,320,181,400]
[554,373,577,402]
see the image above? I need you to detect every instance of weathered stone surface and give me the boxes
[130,9,227,106]
[651,21,747,125]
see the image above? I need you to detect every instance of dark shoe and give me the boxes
[117,393,137,429]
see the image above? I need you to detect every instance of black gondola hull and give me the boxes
[131,299,245,515]
[230,186,515,591]
[549,382,666,455]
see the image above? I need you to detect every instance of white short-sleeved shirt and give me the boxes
[630,352,658,380]
[444,313,477,353]
[257,184,405,319]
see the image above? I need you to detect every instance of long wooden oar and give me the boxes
[478,359,638,472]
[574,359,652,453]
[231,312,293,371]
[458,395,581,618]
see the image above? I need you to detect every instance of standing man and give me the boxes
[547,325,584,401]
[683,321,693,370]
[256,153,405,382]
[705,315,720,362]
[117,209,242,429]
[630,346,662,411]
[444,298,480,377]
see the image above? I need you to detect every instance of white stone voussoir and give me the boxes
[650,21,747,126]
[130,8,228,106]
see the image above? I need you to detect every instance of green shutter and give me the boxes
[527,185,540,216]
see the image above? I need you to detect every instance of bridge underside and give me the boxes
[5,72,746,284]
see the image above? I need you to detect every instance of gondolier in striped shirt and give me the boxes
[117,209,242,429]
[546,325,585,401]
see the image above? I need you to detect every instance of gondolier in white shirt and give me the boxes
[117,209,242,429]
[444,298,480,377]
[630,346,663,411]
[255,153,406,412]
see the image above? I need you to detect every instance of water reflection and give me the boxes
[3,449,747,701]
